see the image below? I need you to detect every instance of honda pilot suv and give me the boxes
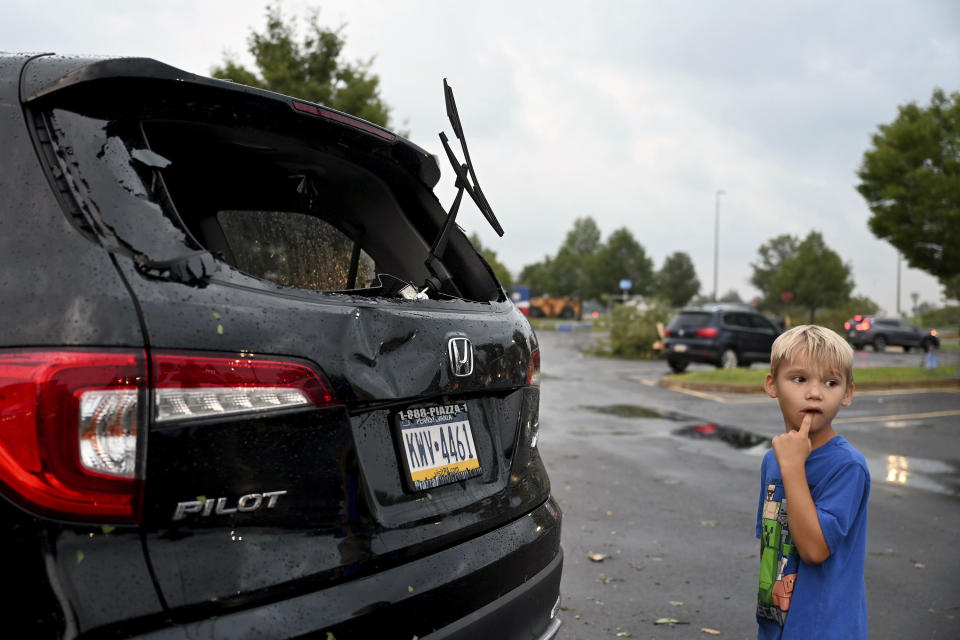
[662,304,781,372]
[0,54,562,639]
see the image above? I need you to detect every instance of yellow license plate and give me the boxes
[396,403,481,491]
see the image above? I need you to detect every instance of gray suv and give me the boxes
[844,315,939,352]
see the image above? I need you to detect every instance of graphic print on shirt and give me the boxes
[757,481,798,627]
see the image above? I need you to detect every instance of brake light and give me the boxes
[663,329,671,337]
[292,100,396,141]
[526,349,541,387]
[855,319,871,331]
[844,321,851,330]
[0,351,145,523]
[696,328,719,338]
[0,350,339,523]
[854,315,862,321]
[931,330,937,337]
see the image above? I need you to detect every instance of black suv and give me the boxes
[844,315,940,352]
[662,304,781,372]
[0,54,561,639]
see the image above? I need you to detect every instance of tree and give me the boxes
[942,273,960,302]
[468,233,512,289]
[654,252,700,308]
[561,217,602,257]
[519,217,601,297]
[585,228,654,300]
[856,88,960,286]
[750,234,800,310]
[769,232,854,322]
[718,289,744,304]
[212,4,394,128]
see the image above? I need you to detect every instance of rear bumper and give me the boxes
[662,341,721,364]
[133,497,562,640]
[423,549,563,640]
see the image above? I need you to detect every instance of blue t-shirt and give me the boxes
[755,435,870,639]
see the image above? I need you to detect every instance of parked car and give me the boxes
[843,315,940,352]
[0,54,562,639]
[662,304,781,372]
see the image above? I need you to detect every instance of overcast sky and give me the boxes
[4,0,958,313]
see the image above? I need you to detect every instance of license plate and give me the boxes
[395,403,481,491]
[673,344,687,353]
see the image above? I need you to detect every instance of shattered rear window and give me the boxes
[218,210,376,291]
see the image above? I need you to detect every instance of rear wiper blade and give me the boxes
[441,79,503,236]
[424,79,504,294]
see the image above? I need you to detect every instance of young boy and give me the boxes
[756,325,870,638]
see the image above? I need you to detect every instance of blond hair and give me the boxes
[770,325,854,384]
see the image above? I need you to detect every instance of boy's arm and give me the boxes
[771,413,831,565]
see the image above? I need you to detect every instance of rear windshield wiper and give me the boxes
[424,79,504,294]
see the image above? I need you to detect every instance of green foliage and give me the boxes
[212,4,393,128]
[856,87,960,281]
[586,228,654,300]
[653,252,700,308]
[468,233,512,288]
[562,217,603,256]
[669,365,957,386]
[751,231,854,322]
[602,303,671,359]
[913,304,960,328]
[942,274,960,302]
[718,289,744,304]
[750,234,800,311]
[518,217,654,302]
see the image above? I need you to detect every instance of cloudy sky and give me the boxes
[4,0,958,312]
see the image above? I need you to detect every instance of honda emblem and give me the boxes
[448,337,474,377]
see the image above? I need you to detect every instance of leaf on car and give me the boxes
[101,525,116,535]
[587,552,607,562]
[76,550,85,565]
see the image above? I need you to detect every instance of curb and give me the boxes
[659,378,960,394]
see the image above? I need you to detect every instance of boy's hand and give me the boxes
[772,412,813,471]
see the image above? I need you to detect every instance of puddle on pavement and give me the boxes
[672,423,771,450]
[869,454,959,496]
[584,404,663,418]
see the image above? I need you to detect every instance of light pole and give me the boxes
[713,189,725,301]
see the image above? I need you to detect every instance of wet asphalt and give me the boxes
[535,329,960,640]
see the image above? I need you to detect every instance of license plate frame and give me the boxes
[393,402,482,492]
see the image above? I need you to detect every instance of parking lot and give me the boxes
[536,329,960,639]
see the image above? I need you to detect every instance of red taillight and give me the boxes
[0,350,339,523]
[0,350,145,523]
[844,321,851,330]
[853,315,862,321]
[663,329,671,337]
[855,319,871,331]
[696,327,719,338]
[526,349,541,387]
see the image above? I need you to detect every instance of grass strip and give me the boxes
[668,365,957,386]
